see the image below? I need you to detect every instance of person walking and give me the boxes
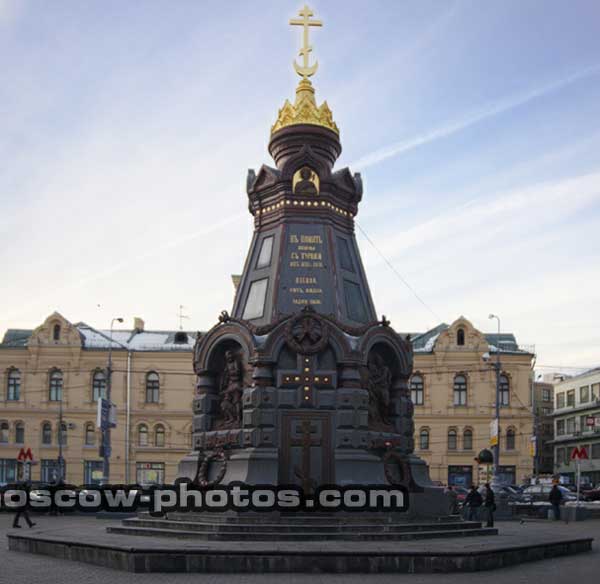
[549,483,563,521]
[12,479,36,529]
[483,482,496,527]
[446,485,459,515]
[464,484,483,521]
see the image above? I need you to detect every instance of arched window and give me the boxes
[138,424,148,447]
[0,421,9,443]
[457,328,465,346]
[49,369,63,401]
[499,374,510,406]
[7,368,21,401]
[15,422,24,444]
[463,428,473,450]
[53,324,61,341]
[448,428,457,450]
[42,422,52,445]
[453,374,467,406]
[155,425,165,447]
[419,428,430,450]
[92,370,107,402]
[145,372,160,403]
[85,423,96,446]
[506,428,516,450]
[58,422,67,446]
[410,374,424,405]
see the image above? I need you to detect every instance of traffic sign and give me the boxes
[571,446,589,460]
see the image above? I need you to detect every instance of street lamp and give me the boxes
[488,313,501,485]
[102,317,123,483]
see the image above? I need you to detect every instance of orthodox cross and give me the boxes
[279,355,336,406]
[291,419,319,494]
[289,5,322,78]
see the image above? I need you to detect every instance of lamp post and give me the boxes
[102,317,123,483]
[488,313,501,484]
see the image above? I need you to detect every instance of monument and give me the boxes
[178,4,445,517]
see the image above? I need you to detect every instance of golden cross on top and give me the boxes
[289,5,322,79]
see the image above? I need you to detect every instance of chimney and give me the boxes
[133,317,145,332]
[231,274,241,291]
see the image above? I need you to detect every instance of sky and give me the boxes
[1,0,600,375]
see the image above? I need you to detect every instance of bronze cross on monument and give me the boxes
[279,355,336,406]
[291,419,320,494]
[289,4,322,79]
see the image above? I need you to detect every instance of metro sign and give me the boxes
[571,446,589,460]
[17,447,34,461]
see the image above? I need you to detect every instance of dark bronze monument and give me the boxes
[178,5,445,516]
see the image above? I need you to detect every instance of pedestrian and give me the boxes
[549,483,563,521]
[12,479,36,529]
[446,485,459,515]
[464,484,483,521]
[484,482,496,527]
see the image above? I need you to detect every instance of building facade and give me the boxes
[532,382,554,474]
[410,317,535,486]
[1,312,536,487]
[552,368,600,485]
[0,312,195,485]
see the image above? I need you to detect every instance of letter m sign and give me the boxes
[571,446,589,460]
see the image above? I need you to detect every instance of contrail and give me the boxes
[351,65,600,171]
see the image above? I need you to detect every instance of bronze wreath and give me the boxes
[193,449,228,487]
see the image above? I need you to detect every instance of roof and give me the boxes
[1,323,200,352]
[407,323,533,355]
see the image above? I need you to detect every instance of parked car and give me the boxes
[583,487,600,502]
[496,485,532,503]
[523,484,577,503]
[450,486,470,505]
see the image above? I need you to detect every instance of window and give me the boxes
[556,392,565,409]
[173,331,188,344]
[542,388,551,402]
[453,374,467,406]
[580,386,590,403]
[145,372,160,403]
[83,460,103,485]
[0,459,18,483]
[136,462,165,485]
[567,390,575,407]
[256,236,274,269]
[344,280,368,323]
[410,374,424,405]
[463,429,473,450]
[7,369,20,401]
[566,417,576,434]
[41,459,64,482]
[419,428,430,450]
[85,423,96,446]
[506,428,516,450]
[456,328,465,346]
[58,422,67,446]
[138,424,149,447]
[49,369,63,401]
[242,278,268,320]
[0,422,8,443]
[580,415,589,433]
[155,425,165,447]
[541,407,552,416]
[592,383,599,400]
[592,443,600,459]
[53,324,61,341]
[337,237,355,272]
[15,422,24,444]
[448,429,457,450]
[556,419,565,436]
[556,448,565,465]
[499,374,510,406]
[92,370,106,402]
[42,422,52,445]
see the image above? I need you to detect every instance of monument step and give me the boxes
[122,518,483,534]
[106,525,498,541]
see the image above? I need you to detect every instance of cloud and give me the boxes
[351,65,600,171]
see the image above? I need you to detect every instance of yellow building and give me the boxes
[0,312,195,485]
[410,317,535,486]
[1,313,535,487]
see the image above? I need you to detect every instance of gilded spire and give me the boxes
[271,5,338,136]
